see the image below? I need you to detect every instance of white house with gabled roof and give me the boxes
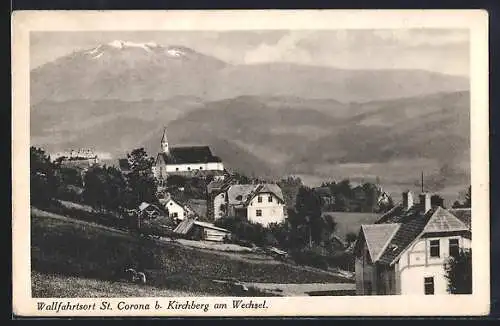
[354,190,471,296]
[209,183,286,227]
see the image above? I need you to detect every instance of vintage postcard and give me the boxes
[12,10,490,317]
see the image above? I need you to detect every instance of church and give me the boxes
[152,128,225,180]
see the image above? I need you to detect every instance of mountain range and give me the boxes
[30,40,471,202]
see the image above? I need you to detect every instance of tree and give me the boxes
[452,186,471,208]
[82,165,127,212]
[464,186,471,208]
[292,186,335,247]
[125,148,158,208]
[30,147,59,207]
[444,248,472,294]
[345,232,358,246]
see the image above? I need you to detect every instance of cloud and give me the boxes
[243,31,313,64]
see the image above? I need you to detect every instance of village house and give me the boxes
[152,128,224,181]
[354,190,471,296]
[52,148,100,170]
[132,202,172,229]
[159,194,200,223]
[173,219,231,242]
[209,183,286,227]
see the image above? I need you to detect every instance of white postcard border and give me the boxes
[12,10,490,317]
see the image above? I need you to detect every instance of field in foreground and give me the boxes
[32,271,202,298]
[31,208,352,297]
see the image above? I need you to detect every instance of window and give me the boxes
[256,209,262,217]
[430,240,440,258]
[449,239,460,257]
[172,212,178,218]
[424,277,434,295]
[268,196,273,203]
[200,166,203,170]
[176,168,179,171]
[187,167,191,171]
[258,196,262,203]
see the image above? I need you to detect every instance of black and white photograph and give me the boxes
[12,10,490,316]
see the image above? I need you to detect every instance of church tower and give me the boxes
[161,127,169,154]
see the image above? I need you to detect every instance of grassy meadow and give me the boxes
[31,209,352,297]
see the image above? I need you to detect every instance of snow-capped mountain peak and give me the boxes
[166,48,185,57]
[83,41,191,60]
[107,40,160,52]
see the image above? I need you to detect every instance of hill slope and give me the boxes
[31,209,350,297]
[31,91,470,198]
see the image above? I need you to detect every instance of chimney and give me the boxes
[419,193,432,213]
[402,190,414,210]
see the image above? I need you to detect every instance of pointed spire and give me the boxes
[161,126,169,154]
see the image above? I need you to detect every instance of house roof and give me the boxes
[186,199,207,219]
[193,221,230,233]
[423,207,469,233]
[159,146,222,165]
[173,219,195,235]
[226,183,284,206]
[207,176,236,194]
[359,201,471,266]
[227,185,259,205]
[361,223,401,261]
[173,218,230,235]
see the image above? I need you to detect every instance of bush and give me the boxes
[326,252,355,272]
[215,217,279,248]
[291,247,330,270]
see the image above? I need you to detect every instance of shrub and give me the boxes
[291,247,330,270]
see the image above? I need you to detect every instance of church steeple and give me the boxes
[161,127,169,154]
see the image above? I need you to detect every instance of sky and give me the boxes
[30,29,470,77]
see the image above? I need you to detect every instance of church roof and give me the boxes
[159,146,222,164]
